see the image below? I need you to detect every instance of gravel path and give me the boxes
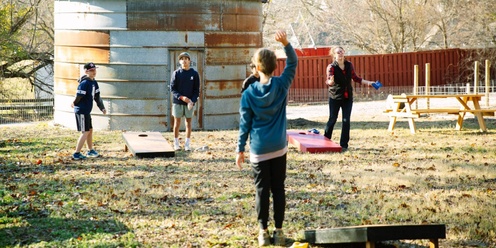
[287,94,496,121]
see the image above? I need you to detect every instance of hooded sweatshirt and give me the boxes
[237,44,297,160]
[74,75,104,114]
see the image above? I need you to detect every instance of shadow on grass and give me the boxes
[0,217,130,247]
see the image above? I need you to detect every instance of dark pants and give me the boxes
[252,154,287,230]
[324,98,353,148]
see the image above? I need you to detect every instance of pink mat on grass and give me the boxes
[287,130,342,153]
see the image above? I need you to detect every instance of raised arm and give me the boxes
[275,31,298,90]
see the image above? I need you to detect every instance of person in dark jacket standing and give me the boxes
[71,62,106,160]
[170,52,200,151]
[324,47,375,150]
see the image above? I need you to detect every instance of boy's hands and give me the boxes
[275,30,289,47]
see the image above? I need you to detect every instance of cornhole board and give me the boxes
[122,132,174,158]
[287,130,342,153]
[302,224,446,248]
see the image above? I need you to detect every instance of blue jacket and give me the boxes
[170,68,200,105]
[237,44,297,154]
[74,75,104,114]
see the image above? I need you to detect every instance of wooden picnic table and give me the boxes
[385,94,496,134]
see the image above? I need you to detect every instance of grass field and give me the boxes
[1,114,495,247]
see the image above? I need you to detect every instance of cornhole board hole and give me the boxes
[287,130,342,153]
[122,132,174,158]
[302,224,446,248]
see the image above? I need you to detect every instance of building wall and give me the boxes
[53,0,263,131]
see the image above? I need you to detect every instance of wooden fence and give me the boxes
[275,48,496,103]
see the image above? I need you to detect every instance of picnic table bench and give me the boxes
[385,94,496,134]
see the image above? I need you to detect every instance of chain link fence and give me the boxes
[0,98,54,125]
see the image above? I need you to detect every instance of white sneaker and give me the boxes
[174,140,181,151]
[184,140,191,151]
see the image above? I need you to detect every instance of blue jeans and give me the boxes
[324,98,353,148]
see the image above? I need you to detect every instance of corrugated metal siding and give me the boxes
[54,0,263,131]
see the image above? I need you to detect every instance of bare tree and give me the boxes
[263,0,496,54]
[0,0,53,98]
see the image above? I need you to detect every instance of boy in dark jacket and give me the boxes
[170,52,200,151]
[71,62,106,160]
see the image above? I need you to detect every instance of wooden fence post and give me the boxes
[425,63,430,109]
[486,60,491,107]
[474,61,479,94]
[414,65,419,109]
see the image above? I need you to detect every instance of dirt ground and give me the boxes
[287,94,496,122]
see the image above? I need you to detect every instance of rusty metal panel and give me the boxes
[55,46,110,64]
[55,30,110,47]
[109,99,167,115]
[203,114,239,130]
[204,65,246,81]
[110,115,167,131]
[203,97,240,115]
[221,14,262,32]
[222,1,263,15]
[54,62,81,80]
[205,32,262,47]
[126,0,221,13]
[95,65,168,81]
[206,48,256,65]
[128,13,220,31]
[110,31,204,47]
[205,80,242,97]
[54,13,126,30]
[126,1,261,31]
[110,48,168,64]
[54,79,78,95]
[100,82,167,99]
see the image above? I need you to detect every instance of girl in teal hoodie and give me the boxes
[236,30,297,247]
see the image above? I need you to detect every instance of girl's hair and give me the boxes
[329,46,344,56]
[252,48,277,75]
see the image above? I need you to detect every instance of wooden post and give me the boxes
[414,65,419,109]
[474,61,479,94]
[486,60,491,107]
[425,63,430,109]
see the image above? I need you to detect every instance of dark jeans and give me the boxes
[324,98,353,148]
[252,154,287,230]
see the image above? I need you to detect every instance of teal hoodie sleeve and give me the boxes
[279,43,298,90]
[236,93,253,153]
